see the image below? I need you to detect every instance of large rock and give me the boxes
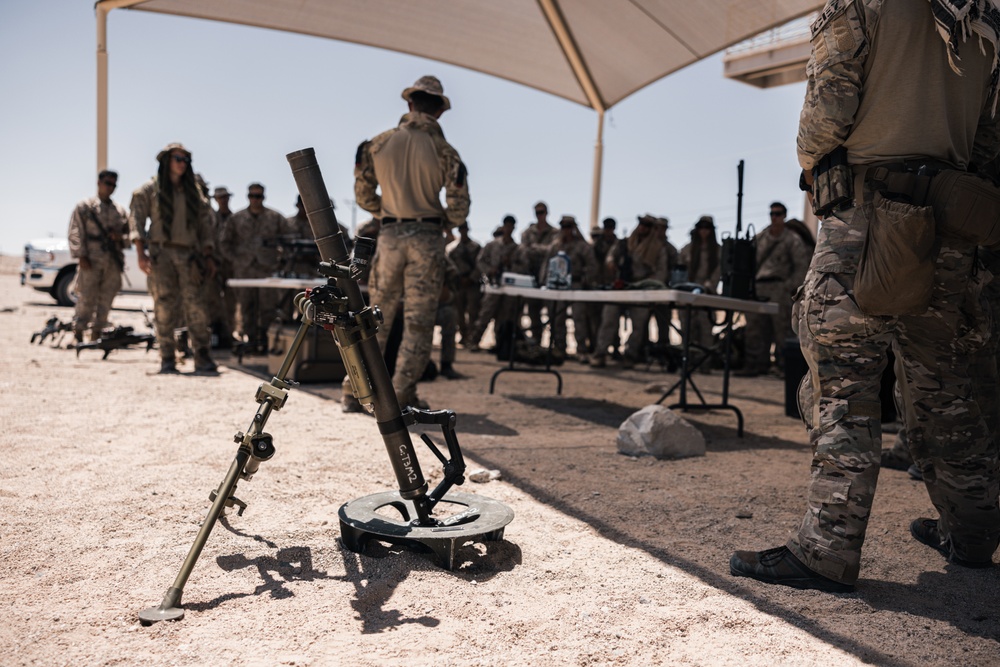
[617,405,706,459]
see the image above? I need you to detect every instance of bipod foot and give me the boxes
[338,491,514,570]
[139,586,185,625]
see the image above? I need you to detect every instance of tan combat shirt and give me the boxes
[798,0,1000,171]
[129,178,214,252]
[754,226,811,291]
[68,196,129,259]
[220,207,288,278]
[355,112,471,227]
[679,242,721,292]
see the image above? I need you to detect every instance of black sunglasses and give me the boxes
[769,211,783,217]
[171,154,191,164]
[248,193,264,199]
[100,180,117,188]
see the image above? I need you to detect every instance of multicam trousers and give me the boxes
[73,253,122,340]
[789,197,1000,584]
[148,245,211,361]
[343,222,445,403]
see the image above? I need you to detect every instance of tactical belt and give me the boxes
[149,241,193,250]
[381,216,443,225]
[855,159,955,206]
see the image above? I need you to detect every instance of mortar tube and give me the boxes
[286,149,430,519]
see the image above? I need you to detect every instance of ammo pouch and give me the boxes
[811,146,854,217]
[855,191,936,316]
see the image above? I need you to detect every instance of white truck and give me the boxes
[20,237,147,307]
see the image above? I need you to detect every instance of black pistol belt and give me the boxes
[861,160,954,206]
[149,241,193,250]
[381,216,443,225]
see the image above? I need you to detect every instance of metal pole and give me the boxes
[94,1,149,172]
[96,6,109,172]
[590,109,604,229]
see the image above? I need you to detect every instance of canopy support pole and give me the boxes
[537,0,608,227]
[96,0,148,172]
[591,110,604,229]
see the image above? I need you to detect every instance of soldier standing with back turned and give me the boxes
[68,169,130,343]
[341,75,470,412]
[731,0,1000,591]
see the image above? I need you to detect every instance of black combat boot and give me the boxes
[730,546,855,593]
[440,363,463,379]
[193,348,218,373]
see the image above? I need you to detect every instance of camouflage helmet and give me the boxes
[402,75,451,111]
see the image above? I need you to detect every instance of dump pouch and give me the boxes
[927,170,1000,247]
[855,192,935,316]
[812,146,854,217]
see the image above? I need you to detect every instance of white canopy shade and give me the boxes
[95,0,823,223]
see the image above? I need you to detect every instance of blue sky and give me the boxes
[0,1,809,256]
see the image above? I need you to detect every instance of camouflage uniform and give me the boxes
[347,108,470,405]
[220,206,287,344]
[585,230,620,354]
[446,235,482,344]
[678,239,722,353]
[515,221,558,341]
[592,225,669,364]
[742,225,810,373]
[129,177,215,362]
[68,196,129,340]
[539,231,598,353]
[468,233,519,347]
[787,0,1000,584]
[204,207,234,346]
[435,256,461,367]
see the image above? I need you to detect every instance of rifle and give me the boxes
[74,325,156,359]
[31,317,73,345]
[139,148,513,625]
[87,206,126,277]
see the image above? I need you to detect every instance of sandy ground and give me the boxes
[1,260,998,666]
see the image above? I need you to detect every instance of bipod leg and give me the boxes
[139,448,250,624]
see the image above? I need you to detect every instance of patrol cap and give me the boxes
[559,215,577,228]
[402,75,451,111]
[695,215,714,229]
[492,226,504,237]
[213,186,232,198]
[502,214,516,226]
[637,213,659,226]
[157,142,191,162]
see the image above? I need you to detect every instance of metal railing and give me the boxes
[725,14,815,55]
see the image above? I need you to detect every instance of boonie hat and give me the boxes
[559,215,577,228]
[157,142,191,162]
[213,186,232,198]
[695,215,714,229]
[402,75,451,111]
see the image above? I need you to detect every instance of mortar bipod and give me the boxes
[138,293,312,625]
